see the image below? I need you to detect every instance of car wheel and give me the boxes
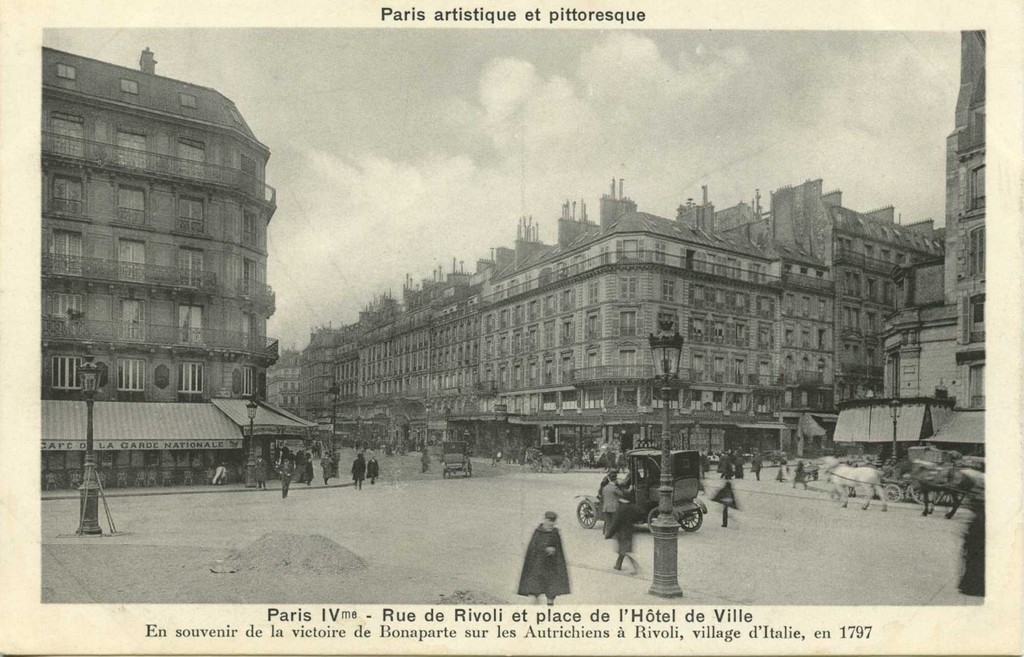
[680,508,703,532]
[883,484,903,504]
[576,500,597,529]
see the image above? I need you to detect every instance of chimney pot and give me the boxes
[139,47,157,75]
[618,178,624,200]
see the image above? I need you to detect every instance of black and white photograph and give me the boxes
[1,2,1022,655]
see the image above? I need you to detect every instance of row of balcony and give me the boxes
[470,366,828,390]
[42,316,278,357]
[42,254,275,312]
[781,270,834,292]
[689,296,776,318]
[42,132,277,208]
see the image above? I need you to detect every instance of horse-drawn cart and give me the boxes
[526,443,572,473]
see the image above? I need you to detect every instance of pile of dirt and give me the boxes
[436,589,507,604]
[219,532,365,575]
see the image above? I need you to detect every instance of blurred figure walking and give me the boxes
[517,511,570,605]
[351,451,366,490]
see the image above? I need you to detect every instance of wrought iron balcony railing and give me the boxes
[42,316,277,356]
[43,254,218,293]
[572,365,654,383]
[42,132,277,208]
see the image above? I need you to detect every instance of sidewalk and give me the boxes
[42,478,354,501]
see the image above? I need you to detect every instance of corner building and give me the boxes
[40,48,309,488]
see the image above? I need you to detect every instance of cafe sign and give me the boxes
[42,439,243,451]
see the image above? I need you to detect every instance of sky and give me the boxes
[43,29,961,351]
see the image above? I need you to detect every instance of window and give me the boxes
[714,321,725,343]
[49,292,82,318]
[866,279,876,301]
[178,305,203,343]
[690,317,704,342]
[178,137,205,178]
[618,239,639,262]
[51,355,82,389]
[818,299,827,319]
[117,187,145,224]
[618,311,637,337]
[178,197,204,233]
[561,318,574,344]
[120,78,139,94]
[802,296,810,316]
[49,230,82,275]
[968,227,985,276]
[784,294,794,314]
[662,278,675,301]
[758,325,772,350]
[654,242,666,263]
[560,288,575,310]
[118,359,145,391]
[818,328,827,350]
[586,313,600,340]
[242,367,256,396]
[970,166,985,210]
[588,280,600,304]
[801,328,811,348]
[180,93,198,108]
[50,112,84,156]
[118,239,146,282]
[56,63,76,80]
[117,130,147,168]
[969,364,984,408]
[178,362,204,393]
[619,276,638,299]
[785,327,794,346]
[51,176,82,214]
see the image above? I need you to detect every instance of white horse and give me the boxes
[820,457,887,512]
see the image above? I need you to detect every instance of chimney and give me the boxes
[140,48,157,75]
[702,185,708,206]
[572,201,577,220]
[610,178,616,199]
[618,178,624,200]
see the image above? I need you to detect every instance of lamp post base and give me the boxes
[648,514,683,598]
[76,464,102,536]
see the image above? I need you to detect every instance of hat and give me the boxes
[544,511,558,521]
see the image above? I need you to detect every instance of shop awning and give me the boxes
[210,398,316,435]
[834,402,928,443]
[926,411,985,444]
[42,400,243,451]
[736,422,788,431]
[798,413,827,438]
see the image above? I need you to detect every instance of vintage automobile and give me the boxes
[441,441,472,478]
[525,443,573,472]
[575,449,708,532]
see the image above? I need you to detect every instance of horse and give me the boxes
[820,457,887,512]
[907,461,984,519]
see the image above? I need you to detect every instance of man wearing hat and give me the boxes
[517,511,571,605]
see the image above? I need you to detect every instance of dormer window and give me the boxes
[57,63,76,80]
[120,78,139,94]
[180,93,197,108]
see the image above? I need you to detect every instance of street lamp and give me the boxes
[647,317,685,598]
[76,355,103,536]
[328,382,340,452]
[889,398,902,464]
[245,397,259,487]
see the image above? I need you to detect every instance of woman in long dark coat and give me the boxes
[304,451,314,486]
[366,454,380,485]
[351,452,366,490]
[517,511,570,605]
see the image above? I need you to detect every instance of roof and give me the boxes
[491,209,770,280]
[42,47,263,147]
[42,400,242,447]
[211,398,316,432]
[827,206,943,253]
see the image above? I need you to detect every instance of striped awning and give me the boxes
[834,402,928,443]
[42,400,243,451]
[210,398,316,435]
[927,411,985,444]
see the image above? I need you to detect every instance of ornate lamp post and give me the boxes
[76,356,103,536]
[245,397,258,487]
[889,398,902,463]
[647,318,685,598]
[328,382,340,451]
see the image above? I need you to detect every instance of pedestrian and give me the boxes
[367,452,379,485]
[700,452,709,479]
[775,456,787,482]
[722,455,734,480]
[517,511,570,606]
[421,446,430,473]
[294,450,307,484]
[254,456,267,490]
[304,451,314,486]
[751,453,762,481]
[958,496,984,596]
[212,462,227,485]
[279,458,294,499]
[492,449,502,466]
[734,452,744,480]
[607,487,640,575]
[712,481,739,527]
[716,453,726,478]
[793,460,808,490]
[352,451,366,490]
[321,453,333,486]
[600,470,621,530]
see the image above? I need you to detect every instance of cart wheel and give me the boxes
[909,484,924,505]
[576,499,597,529]
[883,484,903,504]
[680,509,703,532]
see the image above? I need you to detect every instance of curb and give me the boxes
[42,480,355,501]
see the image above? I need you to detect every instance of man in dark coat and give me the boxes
[959,496,984,596]
[733,452,744,479]
[793,460,808,489]
[321,453,334,486]
[254,456,267,490]
[751,453,762,481]
[279,458,294,499]
[304,451,314,486]
[294,451,307,484]
[421,447,430,473]
[606,489,639,575]
[722,455,735,480]
[366,453,380,485]
[351,452,366,490]
[517,511,570,605]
